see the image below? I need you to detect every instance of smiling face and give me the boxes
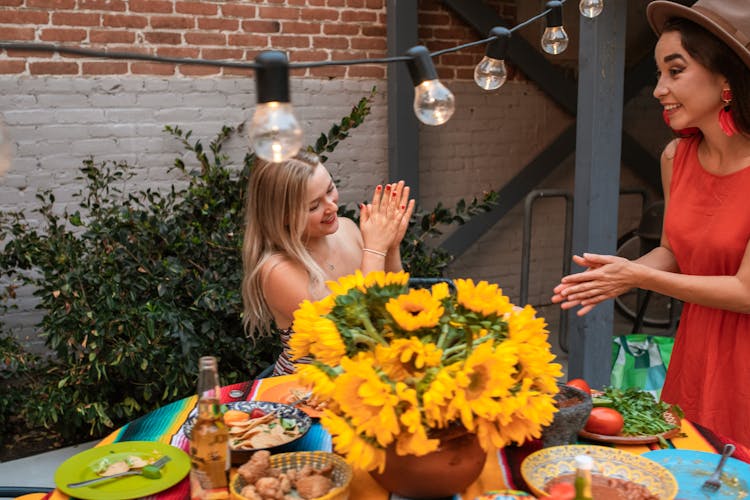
[302,163,339,240]
[653,31,728,132]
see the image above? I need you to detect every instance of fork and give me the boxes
[701,443,735,492]
[67,455,172,488]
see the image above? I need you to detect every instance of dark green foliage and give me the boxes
[0,89,495,449]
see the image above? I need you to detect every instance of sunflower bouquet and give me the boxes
[289,270,563,472]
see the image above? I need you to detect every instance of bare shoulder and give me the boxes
[661,138,680,162]
[261,255,309,294]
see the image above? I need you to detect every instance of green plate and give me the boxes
[54,441,191,500]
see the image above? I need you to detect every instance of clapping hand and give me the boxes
[552,253,635,316]
[359,181,415,253]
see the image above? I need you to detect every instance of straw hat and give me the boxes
[647,0,750,70]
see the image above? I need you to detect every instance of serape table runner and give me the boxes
[43,374,749,500]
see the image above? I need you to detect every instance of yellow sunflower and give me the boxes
[321,411,385,472]
[385,288,444,331]
[375,337,442,379]
[334,355,400,447]
[454,278,513,316]
[449,341,517,431]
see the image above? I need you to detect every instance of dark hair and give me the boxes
[662,17,750,135]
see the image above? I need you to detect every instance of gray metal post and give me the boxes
[567,0,627,389]
[386,0,419,199]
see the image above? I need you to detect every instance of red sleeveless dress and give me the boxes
[661,136,750,447]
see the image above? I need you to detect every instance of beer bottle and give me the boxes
[573,454,594,500]
[189,356,229,499]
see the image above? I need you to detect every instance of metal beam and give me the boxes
[442,124,576,256]
[567,0,628,389]
[386,0,419,199]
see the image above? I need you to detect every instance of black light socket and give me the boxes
[545,1,564,28]
[255,50,290,104]
[406,45,438,85]
[485,27,511,61]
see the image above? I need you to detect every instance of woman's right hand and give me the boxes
[359,181,413,252]
[551,253,632,315]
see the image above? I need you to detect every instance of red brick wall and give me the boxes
[0,0,518,80]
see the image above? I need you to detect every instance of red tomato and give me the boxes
[584,407,624,435]
[566,378,591,395]
[249,408,266,419]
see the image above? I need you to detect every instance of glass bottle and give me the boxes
[573,454,594,500]
[189,356,229,499]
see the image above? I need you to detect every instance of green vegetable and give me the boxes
[280,418,297,431]
[592,396,613,408]
[600,387,682,436]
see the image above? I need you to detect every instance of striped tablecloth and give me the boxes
[44,374,750,500]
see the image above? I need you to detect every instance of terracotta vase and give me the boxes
[369,426,487,498]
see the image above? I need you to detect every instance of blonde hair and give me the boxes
[241,151,326,338]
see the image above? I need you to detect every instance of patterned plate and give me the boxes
[182,401,312,464]
[521,444,678,499]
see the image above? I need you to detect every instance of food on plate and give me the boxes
[228,410,302,450]
[545,472,658,500]
[284,388,328,413]
[225,409,252,425]
[566,378,591,395]
[584,407,624,436]
[592,387,682,437]
[237,450,335,500]
[92,454,159,477]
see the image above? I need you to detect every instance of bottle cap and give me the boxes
[575,454,594,470]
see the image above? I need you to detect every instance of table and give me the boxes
[42,374,750,500]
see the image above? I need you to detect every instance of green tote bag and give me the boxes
[611,334,674,400]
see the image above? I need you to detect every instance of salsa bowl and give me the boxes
[521,444,677,499]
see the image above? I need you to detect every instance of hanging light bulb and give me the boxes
[250,50,303,163]
[541,1,569,55]
[0,117,11,175]
[579,0,604,18]
[474,27,511,91]
[406,45,455,126]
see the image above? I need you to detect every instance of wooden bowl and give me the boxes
[231,451,352,500]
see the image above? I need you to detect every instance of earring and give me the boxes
[662,109,699,138]
[719,88,738,137]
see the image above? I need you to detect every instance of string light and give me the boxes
[0,1,575,163]
[250,51,303,163]
[579,0,604,18]
[541,1,569,55]
[406,46,455,126]
[474,27,511,91]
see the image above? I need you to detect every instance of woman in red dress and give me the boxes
[552,0,750,447]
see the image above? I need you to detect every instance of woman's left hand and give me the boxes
[551,253,639,315]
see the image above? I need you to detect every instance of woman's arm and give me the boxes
[552,139,681,314]
[261,258,316,329]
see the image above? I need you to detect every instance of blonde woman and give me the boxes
[242,151,415,375]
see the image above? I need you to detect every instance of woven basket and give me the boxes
[231,451,352,500]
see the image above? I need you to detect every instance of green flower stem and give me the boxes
[360,316,388,345]
[442,335,494,364]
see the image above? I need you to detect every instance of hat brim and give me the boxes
[647,0,750,70]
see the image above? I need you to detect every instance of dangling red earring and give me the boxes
[662,110,699,137]
[719,88,738,137]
